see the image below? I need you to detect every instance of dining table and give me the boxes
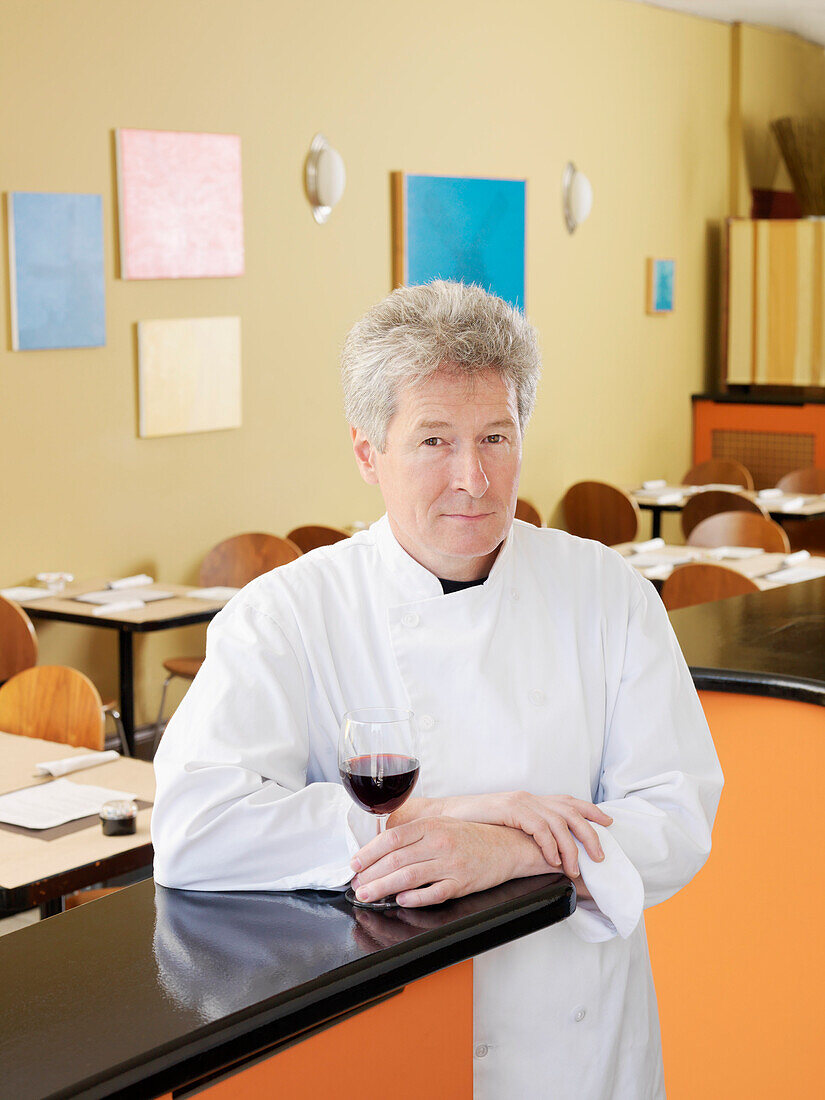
[0,731,155,917]
[628,484,825,539]
[613,540,825,590]
[9,579,234,753]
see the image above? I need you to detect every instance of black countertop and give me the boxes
[0,874,573,1100]
[670,576,825,705]
[692,390,825,405]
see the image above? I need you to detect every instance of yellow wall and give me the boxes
[1,0,732,725]
[730,22,825,217]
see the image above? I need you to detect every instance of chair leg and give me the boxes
[106,707,131,757]
[153,675,174,756]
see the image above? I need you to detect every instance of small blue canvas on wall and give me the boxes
[647,258,675,315]
[8,192,106,350]
[396,174,526,310]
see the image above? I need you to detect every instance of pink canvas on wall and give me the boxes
[116,128,244,279]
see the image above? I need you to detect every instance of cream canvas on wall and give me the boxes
[138,317,242,438]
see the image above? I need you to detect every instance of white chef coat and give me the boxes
[152,515,723,1100]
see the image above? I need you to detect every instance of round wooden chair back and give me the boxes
[199,533,302,588]
[680,490,765,540]
[0,665,105,750]
[682,458,754,490]
[285,525,351,553]
[777,467,825,494]
[562,481,640,545]
[514,498,542,527]
[661,564,761,611]
[687,512,790,554]
[0,596,38,683]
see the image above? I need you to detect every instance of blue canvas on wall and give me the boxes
[8,192,106,350]
[401,175,526,310]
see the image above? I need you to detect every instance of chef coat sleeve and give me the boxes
[568,576,724,944]
[151,596,369,892]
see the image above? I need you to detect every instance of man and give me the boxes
[152,280,723,1098]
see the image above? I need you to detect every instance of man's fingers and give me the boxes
[518,814,562,867]
[565,812,605,863]
[351,820,428,873]
[353,857,439,904]
[569,798,613,827]
[396,878,458,908]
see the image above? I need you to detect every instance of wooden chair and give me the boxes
[682,458,754,490]
[0,596,38,683]
[514,498,542,527]
[777,467,825,494]
[0,665,105,750]
[687,512,790,554]
[661,564,760,611]
[286,525,350,553]
[680,490,765,540]
[0,596,129,754]
[776,467,825,553]
[154,533,303,749]
[198,532,302,588]
[562,481,640,546]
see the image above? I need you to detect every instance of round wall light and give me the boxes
[305,133,346,224]
[562,162,593,234]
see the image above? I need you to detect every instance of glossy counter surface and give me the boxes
[0,873,573,1100]
[671,576,825,705]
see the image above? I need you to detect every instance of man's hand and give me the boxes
[388,792,612,880]
[350,817,552,908]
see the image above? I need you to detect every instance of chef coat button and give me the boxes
[529,689,545,706]
[510,588,519,601]
[419,714,435,731]
[474,1044,489,1058]
[401,612,420,628]
[572,1006,586,1023]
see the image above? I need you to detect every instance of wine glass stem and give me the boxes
[377,814,388,839]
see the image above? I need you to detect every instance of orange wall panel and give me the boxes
[194,960,473,1099]
[646,690,825,1098]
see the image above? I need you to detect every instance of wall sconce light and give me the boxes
[305,133,346,224]
[562,162,593,234]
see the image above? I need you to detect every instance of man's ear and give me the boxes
[351,426,380,485]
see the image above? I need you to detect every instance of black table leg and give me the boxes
[650,508,662,540]
[118,630,136,755]
[40,897,65,919]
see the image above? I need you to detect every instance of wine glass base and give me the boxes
[345,887,399,910]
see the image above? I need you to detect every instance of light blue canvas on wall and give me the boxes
[403,175,526,311]
[9,192,106,350]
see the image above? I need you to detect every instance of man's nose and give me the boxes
[452,448,489,498]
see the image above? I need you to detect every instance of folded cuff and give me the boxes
[565,822,644,943]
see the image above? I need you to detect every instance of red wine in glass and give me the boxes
[339,753,420,816]
[338,708,419,910]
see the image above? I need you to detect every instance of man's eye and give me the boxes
[422,437,441,446]
[486,434,504,444]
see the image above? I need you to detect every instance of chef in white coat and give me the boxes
[152,280,723,1099]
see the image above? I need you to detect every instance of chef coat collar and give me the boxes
[371,513,514,601]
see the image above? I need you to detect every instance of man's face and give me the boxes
[352,368,522,581]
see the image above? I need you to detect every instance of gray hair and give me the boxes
[341,281,541,450]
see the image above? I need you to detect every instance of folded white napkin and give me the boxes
[108,574,154,589]
[764,564,825,585]
[187,586,240,601]
[92,599,145,616]
[783,550,811,566]
[628,537,665,553]
[779,496,806,512]
[641,479,667,490]
[34,750,119,777]
[641,563,675,580]
[693,483,745,493]
[0,586,52,601]
[653,492,684,505]
[758,488,783,499]
[704,546,764,560]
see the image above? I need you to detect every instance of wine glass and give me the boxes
[338,707,420,910]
